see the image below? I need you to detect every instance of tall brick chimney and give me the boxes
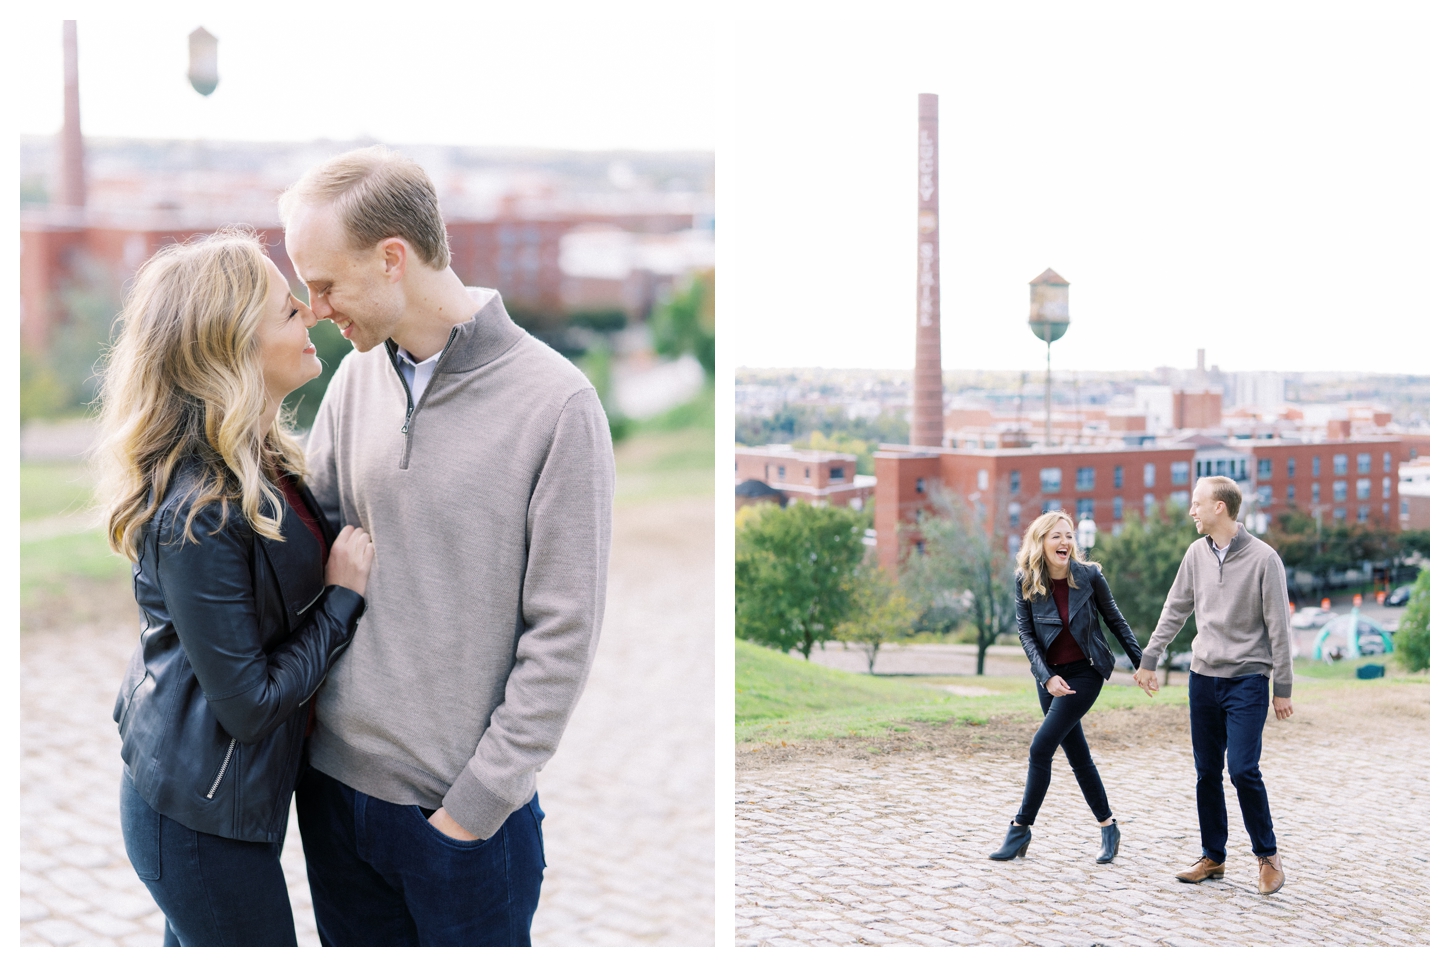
[911,93,943,448]
[60,20,86,209]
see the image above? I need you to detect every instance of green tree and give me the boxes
[1394,566,1429,672]
[651,269,714,376]
[735,502,867,661]
[836,564,918,674]
[1092,505,1201,684]
[901,488,1016,675]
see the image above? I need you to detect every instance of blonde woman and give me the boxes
[989,511,1142,864]
[98,230,374,945]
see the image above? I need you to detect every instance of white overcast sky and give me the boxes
[720,13,1445,375]
[12,16,713,150]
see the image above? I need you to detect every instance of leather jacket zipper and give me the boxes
[206,738,237,799]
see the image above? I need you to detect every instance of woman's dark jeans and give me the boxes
[119,769,297,946]
[1014,659,1112,826]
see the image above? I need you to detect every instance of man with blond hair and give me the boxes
[280,146,613,945]
[1133,475,1293,895]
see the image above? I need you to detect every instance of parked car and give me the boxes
[1385,585,1415,607]
[1291,607,1337,629]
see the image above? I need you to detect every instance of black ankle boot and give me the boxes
[1097,820,1120,864]
[989,823,1031,860]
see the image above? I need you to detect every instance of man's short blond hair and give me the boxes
[1198,475,1242,519]
[280,146,450,270]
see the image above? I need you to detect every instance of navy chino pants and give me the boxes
[1188,671,1278,863]
[295,765,546,946]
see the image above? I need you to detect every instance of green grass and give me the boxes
[613,386,713,503]
[19,460,96,520]
[1293,655,1428,683]
[735,639,1195,744]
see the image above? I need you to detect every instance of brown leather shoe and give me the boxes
[1257,853,1285,895]
[1174,857,1226,883]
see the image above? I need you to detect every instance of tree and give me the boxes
[837,564,918,674]
[1395,567,1429,672]
[651,269,714,377]
[1092,505,1201,684]
[901,488,1017,675]
[735,502,867,661]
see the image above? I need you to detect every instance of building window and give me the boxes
[1009,470,1021,494]
[1383,502,1390,518]
[1286,485,1296,504]
[1114,465,1123,488]
[1042,499,1062,514]
[1312,482,1321,503]
[1382,476,1392,499]
[1171,461,1190,486]
[1077,498,1095,520]
[915,477,925,494]
[1358,505,1369,522]
[1356,479,1370,500]
[1287,458,1296,478]
[1075,467,1095,491]
[1041,468,1062,493]
[1170,491,1189,507]
[915,541,926,555]
[1008,502,1021,528]
[1143,494,1157,515]
[1333,506,1347,521]
[1401,499,1409,516]
[1410,447,1418,459]
[1257,484,1272,506]
[1383,452,1393,473]
[1113,496,1124,520]
[1333,480,1347,502]
[1144,463,1156,487]
[1258,458,1272,479]
[830,467,844,481]
[977,469,989,491]
[1357,453,1371,474]
[1333,454,1348,475]
[916,508,924,523]
[1313,455,1321,476]
[778,466,786,480]
[804,467,810,480]
[1008,535,1021,555]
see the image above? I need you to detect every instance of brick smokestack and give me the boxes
[60,20,86,209]
[911,93,943,447]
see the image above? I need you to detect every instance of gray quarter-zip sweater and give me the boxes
[1141,523,1294,697]
[304,288,613,839]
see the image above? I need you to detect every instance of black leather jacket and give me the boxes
[1015,559,1142,687]
[113,462,366,843]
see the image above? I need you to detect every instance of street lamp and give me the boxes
[1028,269,1070,447]
[1076,515,1097,559]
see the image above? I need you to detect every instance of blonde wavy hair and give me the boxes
[95,229,308,560]
[1015,510,1098,600]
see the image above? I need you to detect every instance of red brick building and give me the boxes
[874,443,1197,572]
[734,445,875,510]
[1236,439,1402,529]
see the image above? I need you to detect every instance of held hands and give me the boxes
[325,525,375,596]
[1132,667,1159,697]
[429,806,480,841]
[1045,675,1076,697]
[1273,696,1294,720]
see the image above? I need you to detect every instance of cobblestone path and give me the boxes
[737,691,1429,946]
[20,497,713,946]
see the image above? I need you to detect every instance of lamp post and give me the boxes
[1028,269,1070,447]
[1076,515,1097,560]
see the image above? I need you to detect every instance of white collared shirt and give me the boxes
[1210,538,1230,564]
[396,346,442,400]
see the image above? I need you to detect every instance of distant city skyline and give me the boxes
[724,17,1440,376]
